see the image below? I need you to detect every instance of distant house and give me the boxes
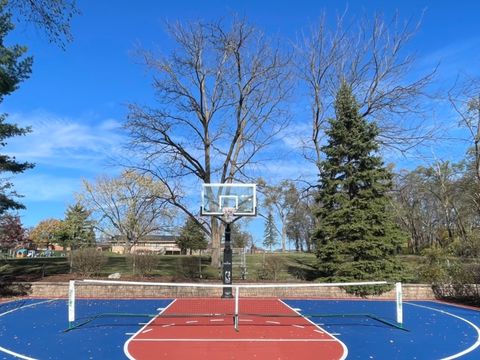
[249,244,265,254]
[108,235,182,255]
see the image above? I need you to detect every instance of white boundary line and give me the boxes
[0,299,56,318]
[123,299,177,360]
[130,338,340,342]
[279,299,348,360]
[406,302,480,359]
[0,299,58,360]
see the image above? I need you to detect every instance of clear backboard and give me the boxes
[201,183,256,219]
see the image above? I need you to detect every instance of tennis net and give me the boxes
[67,279,404,331]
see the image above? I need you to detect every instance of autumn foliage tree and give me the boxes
[29,218,63,249]
[0,214,27,252]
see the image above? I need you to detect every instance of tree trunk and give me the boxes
[69,246,74,274]
[281,223,287,252]
[210,218,221,267]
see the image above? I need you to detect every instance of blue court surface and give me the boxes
[0,298,478,359]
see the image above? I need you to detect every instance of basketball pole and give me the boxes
[222,222,233,298]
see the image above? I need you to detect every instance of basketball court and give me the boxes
[1,184,478,359]
[0,295,479,359]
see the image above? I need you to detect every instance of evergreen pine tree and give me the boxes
[61,203,96,249]
[312,82,404,290]
[263,211,278,252]
[60,203,95,273]
[0,3,34,214]
[177,218,207,255]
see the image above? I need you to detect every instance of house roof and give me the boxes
[109,234,179,244]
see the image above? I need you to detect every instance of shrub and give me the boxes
[174,256,202,281]
[256,255,286,281]
[70,248,107,277]
[127,252,159,276]
[420,248,480,305]
[419,247,460,284]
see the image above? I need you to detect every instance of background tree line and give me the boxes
[1,0,480,300]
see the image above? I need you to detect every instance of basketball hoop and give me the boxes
[200,183,257,299]
[222,207,236,224]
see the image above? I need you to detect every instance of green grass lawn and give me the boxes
[0,257,70,281]
[0,252,426,283]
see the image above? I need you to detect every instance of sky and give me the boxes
[2,0,480,242]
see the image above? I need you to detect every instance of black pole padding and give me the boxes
[222,223,233,298]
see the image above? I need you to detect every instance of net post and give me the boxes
[234,286,239,331]
[395,282,403,326]
[68,280,75,329]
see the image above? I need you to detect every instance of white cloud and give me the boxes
[5,110,127,171]
[276,121,312,150]
[0,110,127,208]
[418,37,480,81]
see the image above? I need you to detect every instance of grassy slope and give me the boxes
[0,253,425,283]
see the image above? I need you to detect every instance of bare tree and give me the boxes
[78,170,174,254]
[392,170,436,253]
[125,18,292,266]
[8,0,78,48]
[393,162,471,253]
[296,11,437,170]
[449,76,480,213]
[261,180,300,252]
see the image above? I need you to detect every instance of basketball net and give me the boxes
[222,207,236,224]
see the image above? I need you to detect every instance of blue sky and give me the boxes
[2,0,480,238]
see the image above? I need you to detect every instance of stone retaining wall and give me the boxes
[13,282,435,299]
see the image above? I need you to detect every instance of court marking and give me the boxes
[406,302,480,360]
[123,299,176,360]
[129,338,341,342]
[126,298,347,359]
[3,298,478,359]
[279,299,349,360]
[0,299,58,360]
[0,299,57,318]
